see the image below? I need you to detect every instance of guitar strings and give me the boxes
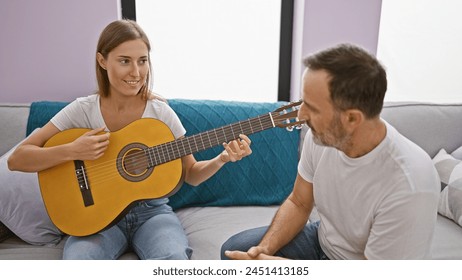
[87,113,274,174]
[81,115,270,173]
[81,117,269,178]
[75,108,299,186]
[74,115,278,186]
[74,110,296,186]
[80,108,293,175]
[74,108,299,187]
[76,102,296,177]
[77,121,266,186]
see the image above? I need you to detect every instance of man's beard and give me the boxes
[310,113,351,150]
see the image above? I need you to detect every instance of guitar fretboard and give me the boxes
[145,112,275,167]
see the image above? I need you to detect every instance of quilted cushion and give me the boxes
[26,99,300,210]
[26,101,68,136]
[168,99,299,209]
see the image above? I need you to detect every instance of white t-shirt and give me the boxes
[51,94,186,138]
[298,121,440,259]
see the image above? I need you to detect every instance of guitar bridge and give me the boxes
[74,160,94,207]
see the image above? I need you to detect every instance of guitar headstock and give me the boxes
[272,100,306,131]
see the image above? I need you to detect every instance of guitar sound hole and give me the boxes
[123,149,148,176]
[117,143,153,182]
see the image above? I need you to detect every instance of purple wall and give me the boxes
[290,0,382,101]
[0,0,119,103]
[303,0,382,56]
[0,0,382,103]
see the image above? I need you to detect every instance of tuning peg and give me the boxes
[285,118,293,131]
[285,118,305,131]
[295,117,304,129]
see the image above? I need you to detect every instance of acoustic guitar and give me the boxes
[38,101,303,236]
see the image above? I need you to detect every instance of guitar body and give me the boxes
[38,118,183,236]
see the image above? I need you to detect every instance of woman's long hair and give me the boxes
[95,19,153,100]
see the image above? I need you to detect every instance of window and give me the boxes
[377,0,462,103]
[122,0,293,102]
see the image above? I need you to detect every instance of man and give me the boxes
[221,43,440,260]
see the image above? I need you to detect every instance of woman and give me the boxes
[7,19,252,259]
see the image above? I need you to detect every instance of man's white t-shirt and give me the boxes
[298,121,440,259]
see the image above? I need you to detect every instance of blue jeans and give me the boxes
[63,199,192,260]
[221,221,328,260]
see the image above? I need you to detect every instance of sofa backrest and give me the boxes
[4,99,300,209]
[381,102,462,158]
[0,103,30,156]
[3,101,462,159]
[166,99,300,209]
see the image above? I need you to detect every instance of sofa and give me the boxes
[1,99,462,260]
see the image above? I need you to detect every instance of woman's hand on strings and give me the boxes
[220,134,252,163]
[71,127,110,160]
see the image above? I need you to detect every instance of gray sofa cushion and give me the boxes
[381,102,462,158]
[176,206,279,260]
[431,215,462,259]
[0,104,29,156]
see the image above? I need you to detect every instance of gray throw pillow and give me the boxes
[0,130,62,245]
[432,149,462,227]
[452,145,462,160]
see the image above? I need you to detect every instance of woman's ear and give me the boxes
[96,52,107,70]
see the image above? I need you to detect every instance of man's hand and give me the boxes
[225,250,288,260]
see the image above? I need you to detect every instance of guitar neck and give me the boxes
[146,112,276,166]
